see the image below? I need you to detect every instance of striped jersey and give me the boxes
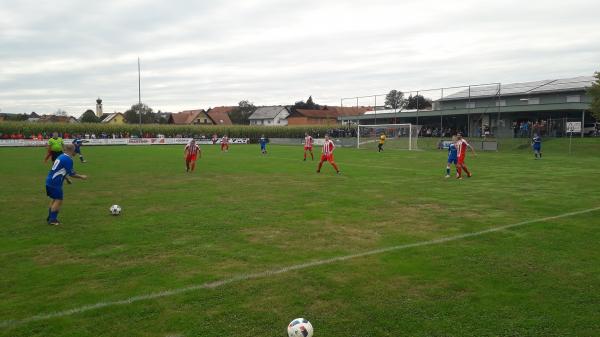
[185,143,200,155]
[221,136,229,144]
[456,139,469,157]
[322,139,335,154]
[304,135,313,147]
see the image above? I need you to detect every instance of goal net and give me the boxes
[357,124,421,150]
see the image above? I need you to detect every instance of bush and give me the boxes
[0,122,354,140]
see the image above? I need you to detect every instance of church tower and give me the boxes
[96,98,103,117]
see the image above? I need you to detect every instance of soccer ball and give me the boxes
[287,318,313,337]
[109,205,122,216]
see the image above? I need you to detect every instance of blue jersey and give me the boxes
[72,138,83,152]
[532,136,541,149]
[447,143,458,160]
[259,137,267,146]
[46,154,75,188]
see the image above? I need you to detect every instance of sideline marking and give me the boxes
[2,206,599,329]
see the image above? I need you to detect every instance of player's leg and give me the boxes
[49,199,63,225]
[378,144,382,152]
[303,148,307,161]
[445,162,451,178]
[462,163,472,177]
[191,158,196,172]
[310,148,314,160]
[317,154,326,172]
[328,155,340,173]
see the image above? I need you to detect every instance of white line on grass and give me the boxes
[2,206,599,329]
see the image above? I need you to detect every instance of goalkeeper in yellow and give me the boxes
[378,132,386,152]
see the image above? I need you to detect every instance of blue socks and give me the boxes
[446,167,450,175]
[49,211,59,222]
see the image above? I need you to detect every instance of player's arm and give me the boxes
[467,142,476,156]
[70,173,87,180]
[68,165,87,180]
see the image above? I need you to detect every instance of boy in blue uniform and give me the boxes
[445,136,458,178]
[532,134,542,159]
[72,135,86,163]
[259,134,268,155]
[45,144,87,225]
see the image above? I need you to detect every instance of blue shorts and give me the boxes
[447,157,457,165]
[260,144,266,150]
[75,148,81,154]
[46,185,64,200]
[533,145,541,151]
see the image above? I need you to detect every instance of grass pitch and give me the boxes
[1,140,600,337]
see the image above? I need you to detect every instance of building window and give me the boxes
[566,95,580,103]
[495,100,506,107]
[528,98,540,105]
[466,102,475,109]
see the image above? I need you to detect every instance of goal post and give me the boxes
[357,123,421,151]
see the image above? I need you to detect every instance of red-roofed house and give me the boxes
[287,106,371,125]
[206,106,234,125]
[169,110,213,125]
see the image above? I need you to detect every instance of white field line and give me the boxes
[1,206,599,329]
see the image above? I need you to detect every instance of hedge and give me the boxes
[0,122,355,139]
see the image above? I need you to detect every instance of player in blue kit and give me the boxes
[532,134,542,159]
[445,136,458,178]
[45,144,87,225]
[72,135,87,163]
[259,134,268,155]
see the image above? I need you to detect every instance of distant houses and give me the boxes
[249,106,290,126]
[100,112,125,124]
[0,99,373,126]
[169,110,213,125]
[206,106,234,125]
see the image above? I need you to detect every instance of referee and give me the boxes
[47,132,64,161]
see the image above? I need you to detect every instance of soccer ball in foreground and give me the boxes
[110,205,122,216]
[287,318,313,337]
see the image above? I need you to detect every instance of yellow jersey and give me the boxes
[48,137,64,152]
[379,135,386,144]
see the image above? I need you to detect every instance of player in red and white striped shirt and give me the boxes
[303,132,314,161]
[184,139,201,172]
[456,133,476,179]
[221,135,229,152]
[317,134,340,174]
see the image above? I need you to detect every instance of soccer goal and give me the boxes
[357,123,421,151]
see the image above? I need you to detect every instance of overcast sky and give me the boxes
[1,0,599,116]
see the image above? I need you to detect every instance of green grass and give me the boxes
[1,140,600,337]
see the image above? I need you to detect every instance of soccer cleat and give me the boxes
[48,220,60,226]
[337,171,341,175]
[445,175,450,178]
[467,173,472,178]
[316,170,320,173]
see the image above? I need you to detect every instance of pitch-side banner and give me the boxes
[0,138,249,147]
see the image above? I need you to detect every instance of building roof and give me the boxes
[100,112,123,123]
[249,106,288,120]
[323,106,372,116]
[171,110,206,124]
[440,76,595,101]
[207,106,234,125]
[293,109,340,118]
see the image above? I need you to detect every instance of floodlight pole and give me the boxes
[138,57,142,135]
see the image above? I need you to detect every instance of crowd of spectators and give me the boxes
[418,127,465,138]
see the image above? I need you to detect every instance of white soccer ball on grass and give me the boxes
[287,318,313,337]
[109,205,122,216]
